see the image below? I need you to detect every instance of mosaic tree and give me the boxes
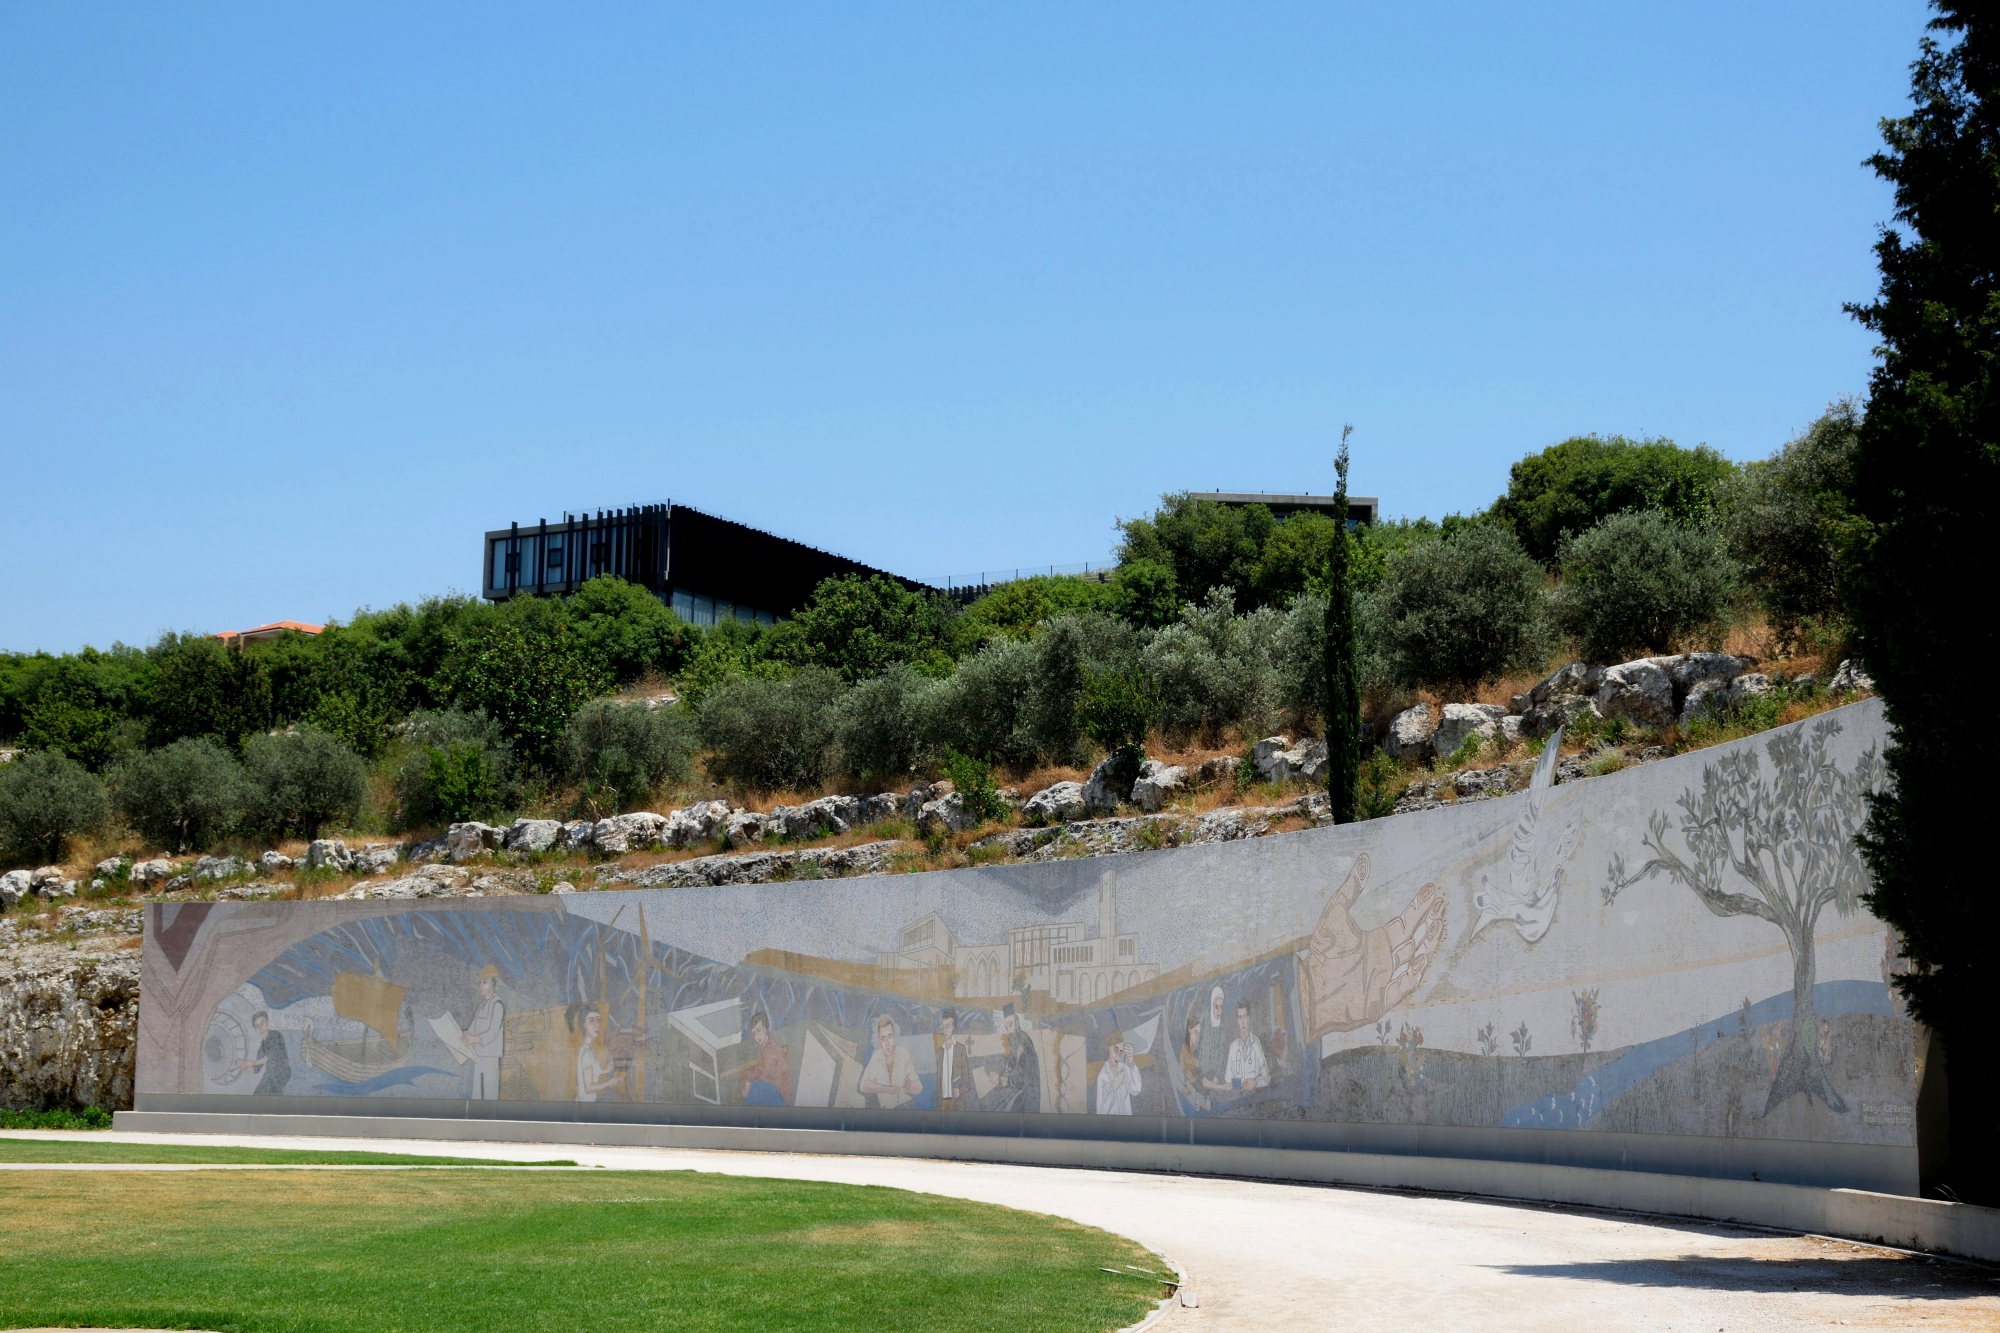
[1603,716,1884,1115]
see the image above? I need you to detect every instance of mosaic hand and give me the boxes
[1303,854,1448,1038]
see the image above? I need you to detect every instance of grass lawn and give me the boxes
[0,1167,1164,1333]
[0,1138,575,1166]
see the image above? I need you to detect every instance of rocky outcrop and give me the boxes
[447,822,508,863]
[1382,704,1436,760]
[1130,760,1188,812]
[1432,703,1507,758]
[1023,781,1088,825]
[503,819,563,853]
[0,946,138,1111]
[1251,737,1328,784]
[1081,757,1132,814]
[1831,659,1874,694]
[1510,653,1765,737]
[608,841,900,888]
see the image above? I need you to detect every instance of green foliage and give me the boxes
[1141,588,1283,744]
[144,634,274,749]
[393,711,516,829]
[789,574,958,682]
[1491,434,1738,565]
[1117,493,1277,610]
[928,638,1041,772]
[941,747,1009,823]
[565,577,701,685]
[1109,559,1180,629]
[1323,432,1360,823]
[1355,751,1401,821]
[1364,521,1548,699]
[112,737,250,854]
[1253,512,1345,606]
[1720,401,1866,654]
[1843,1,2000,1201]
[831,665,944,785]
[956,575,1118,643]
[437,608,610,770]
[1552,510,1738,661]
[1079,670,1157,754]
[564,701,698,814]
[698,667,845,791]
[0,751,110,865]
[672,619,795,707]
[0,1106,112,1130]
[241,726,367,840]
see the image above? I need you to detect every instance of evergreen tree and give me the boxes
[1844,1,2000,1203]
[1323,427,1360,823]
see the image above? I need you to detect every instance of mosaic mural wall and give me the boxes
[137,701,1915,1156]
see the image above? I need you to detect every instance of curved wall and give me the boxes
[136,701,1917,1194]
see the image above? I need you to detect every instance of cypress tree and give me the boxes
[1324,427,1360,823]
[1845,1,1999,1202]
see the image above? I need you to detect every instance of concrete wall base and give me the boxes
[113,1108,2000,1265]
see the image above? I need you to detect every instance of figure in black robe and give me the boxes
[983,1006,1040,1113]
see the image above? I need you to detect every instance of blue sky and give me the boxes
[1,2,1930,653]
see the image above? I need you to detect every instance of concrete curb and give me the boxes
[114,1109,2000,1264]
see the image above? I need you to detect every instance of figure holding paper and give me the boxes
[460,965,505,1099]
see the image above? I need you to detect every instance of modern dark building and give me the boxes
[482,502,929,627]
[1207,491,1379,525]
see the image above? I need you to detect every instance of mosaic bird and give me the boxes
[1471,727,1580,943]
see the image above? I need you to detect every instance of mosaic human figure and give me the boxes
[571,1005,623,1102]
[736,1009,794,1107]
[983,1004,1041,1113]
[1301,854,1447,1038]
[933,1009,972,1111]
[1223,1003,1270,1093]
[858,1014,921,1109]
[465,964,505,1100]
[1095,1028,1141,1114]
[1197,985,1231,1088]
[235,1011,291,1095]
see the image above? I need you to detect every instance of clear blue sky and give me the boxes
[1,2,1930,653]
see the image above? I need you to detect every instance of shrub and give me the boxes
[789,574,958,682]
[566,576,701,685]
[1362,522,1548,700]
[436,611,610,770]
[699,667,845,790]
[1079,668,1158,790]
[113,738,250,853]
[941,747,1009,823]
[1719,400,1863,653]
[1491,434,1737,565]
[0,751,110,864]
[1142,588,1285,745]
[242,726,367,840]
[1116,494,1277,609]
[0,1106,112,1130]
[565,700,698,814]
[144,633,274,749]
[956,575,1118,642]
[393,710,516,829]
[832,666,943,785]
[1553,510,1739,661]
[1023,616,1094,766]
[926,638,1041,772]
[1110,559,1180,629]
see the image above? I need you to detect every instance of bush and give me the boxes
[565,576,701,685]
[956,575,1118,643]
[941,747,1009,823]
[1142,588,1284,744]
[113,738,250,853]
[242,726,367,840]
[1553,510,1739,661]
[0,1106,112,1130]
[832,666,944,786]
[926,638,1041,772]
[789,574,959,681]
[1362,522,1548,699]
[565,701,698,814]
[1110,559,1180,629]
[1116,494,1277,610]
[699,668,845,791]
[1079,669,1157,792]
[1719,400,1863,653]
[0,751,110,864]
[1491,434,1737,564]
[393,710,516,829]
[437,610,610,770]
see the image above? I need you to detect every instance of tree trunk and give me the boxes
[1764,922,1848,1116]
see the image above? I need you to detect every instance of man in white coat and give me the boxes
[1095,1029,1142,1115]
[465,964,505,1100]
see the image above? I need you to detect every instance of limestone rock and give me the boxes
[1023,781,1088,826]
[591,812,669,856]
[504,819,563,853]
[770,795,868,840]
[1527,662,1599,707]
[446,822,506,863]
[1382,704,1436,761]
[350,846,400,875]
[305,839,352,872]
[190,855,246,882]
[1667,652,1751,691]
[1596,659,1676,730]
[916,791,978,834]
[0,870,29,909]
[1194,755,1240,785]
[549,881,578,895]
[1522,692,1600,740]
[1131,761,1188,813]
[258,851,293,874]
[1432,703,1507,759]
[94,857,126,879]
[1080,757,1131,814]
[1831,659,1875,694]
[1498,715,1526,747]
[554,821,597,852]
[403,836,451,864]
[722,810,773,849]
[902,781,953,821]
[1250,737,1293,781]
[0,950,138,1113]
[128,859,174,886]
[665,800,733,848]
